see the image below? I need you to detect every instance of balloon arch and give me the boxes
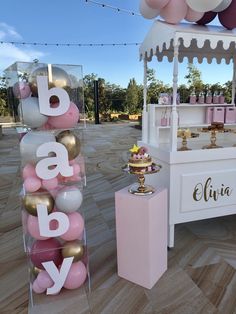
[140,0,236,30]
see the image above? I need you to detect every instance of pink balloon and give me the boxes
[146,0,169,10]
[140,0,160,19]
[60,212,84,241]
[64,174,82,183]
[196,11,217,25]
[32,279,46,294]
[48,102,79,129]
[185,7,204,22]
[37,270,54,289]
[160,0,188,24]
[73,163,81,176]
[63,174,82,183]
[22,163,36,179]
[42,177,59,190]
[13,82,31,99]
[24,176,42,193]
[40,122,52,130]
[69,159,77,165]
[49,186,61,198]
[219,0,236,30]
[57,173,64,182]
[63,261,87,289]
[30,238,63,269]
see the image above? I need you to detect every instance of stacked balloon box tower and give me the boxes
[4,62,89,308]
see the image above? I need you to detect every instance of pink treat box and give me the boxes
[205,107,214,124]
[225,107,236,123]
[115,187,167,289]
[212,107,225,123]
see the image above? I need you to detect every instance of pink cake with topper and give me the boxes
[128,144,153,173]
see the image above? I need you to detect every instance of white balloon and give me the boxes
[185,7,204,22]
[20,97,48,128]
[55,186,83,213]
[20,131,56,164]
[186,0,223,12]
[140,0,160,19]
[213,0,232,12]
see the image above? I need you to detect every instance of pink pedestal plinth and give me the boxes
[115,187,167,289]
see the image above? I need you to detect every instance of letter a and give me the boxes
[37,76,70,116]
[36,142,73,180]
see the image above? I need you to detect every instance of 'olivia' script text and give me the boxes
[193,177,233,202]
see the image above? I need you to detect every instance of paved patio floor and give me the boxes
[1,122,236,313]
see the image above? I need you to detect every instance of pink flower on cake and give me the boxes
[138,146,148,155]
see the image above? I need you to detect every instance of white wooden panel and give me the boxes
[181,170,236,212]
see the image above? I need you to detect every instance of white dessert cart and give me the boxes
[138,20,236,247]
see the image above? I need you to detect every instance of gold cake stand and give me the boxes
[123,163,162,196]
[199,127,231,149]
[177,131,199,151]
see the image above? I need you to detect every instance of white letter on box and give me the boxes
[43,257,74,295]
[35,142,73,180]
[37,204,69,237]
[37,76,70,116]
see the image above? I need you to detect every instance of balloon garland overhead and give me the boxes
[140,0,236,30]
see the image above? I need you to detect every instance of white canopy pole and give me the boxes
[232,57,236,106]
[142,58,148,142]
[170,38,179,152]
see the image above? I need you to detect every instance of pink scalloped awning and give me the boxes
[140,20,236,64]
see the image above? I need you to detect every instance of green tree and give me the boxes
[124,78,140,114]
[185,63,204,94]
[210,82,224,97]
[109,84,126,112]
[98,78,110,115]
[0,76,10,116]
[83,73,97,118]
[223,80,233,103]
[178,84,189,103]
[146,68,166,103]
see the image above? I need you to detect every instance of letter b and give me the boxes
[37,76,70,116]
[37,204,69,237]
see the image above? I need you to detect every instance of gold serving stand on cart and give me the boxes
[199,124,232,149]
[177,129,199,151]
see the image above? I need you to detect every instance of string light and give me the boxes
[0,1,142,48]
[0,41,140,47]
[84,0,141,16]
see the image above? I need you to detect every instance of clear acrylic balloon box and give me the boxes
[20,162,90,306]
[5,62,90,308]
[22,200,90,301]
[20,128,87,188]
[4,61,85,130]
[22,197,90,307]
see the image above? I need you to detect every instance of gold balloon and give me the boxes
[29,66,71,97]
[56,130,81,160]
[31,266,42,277]
[23,192,54,216]
[62,241,85,262]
